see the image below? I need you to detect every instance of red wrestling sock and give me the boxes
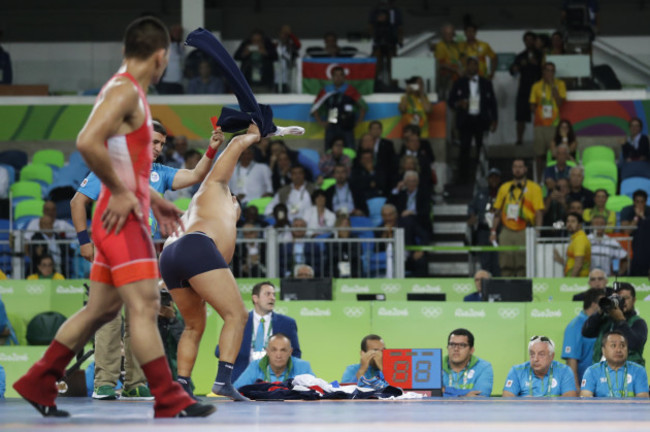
[13,340,76,407]
[141,356,194,418]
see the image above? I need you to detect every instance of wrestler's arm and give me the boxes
[171,134,222,190]
[205,124,261,185]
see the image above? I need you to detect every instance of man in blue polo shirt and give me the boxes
[562,286,605,390]
[234,333,314,388]
[503,336,577,397]
[580,330,649,398]
[69,120,221,401]
[442,328,493,397]
[341,334,385,383]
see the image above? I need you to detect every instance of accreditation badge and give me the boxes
[506,204,520,220]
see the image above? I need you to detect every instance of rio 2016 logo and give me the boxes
[498,308,520,319]
[343,307,365,318]
[420,307,443,318]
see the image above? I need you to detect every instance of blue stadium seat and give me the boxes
[0,163,16,186]
[0,150,28,178]
[0,218,11,275]
[297,149,321,179]
[620,161,650,181]
[366,197,387,227]
[620,177,650,205]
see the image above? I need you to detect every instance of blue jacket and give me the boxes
[215,311,301,382]
[233,356,313,389]
[0,364,5,398]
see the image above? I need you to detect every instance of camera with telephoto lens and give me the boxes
[598,282,625,314]
[160,289,173,307]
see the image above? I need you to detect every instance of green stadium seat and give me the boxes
[247,196,273,214]
[20,163,53,187]
[320,178,336,191]
[583,177,616,196]
[7,313,27,345]
[32,149,65,169]
[606,195,633,213]
[14,199,45,221]
[545,160,577,168]
[10,181,42,202]
[581,145,615,165]
[173,197,192,212]
[584,160,618,185]
[342,148,357,160]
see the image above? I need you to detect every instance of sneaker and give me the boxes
[175,402,216,418]
[92,385,118,400]
[121,385,155,401]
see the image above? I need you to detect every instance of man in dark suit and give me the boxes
[214,281,301,382]
[388,170,432,244]
[448,56,498,183]
[368,121,397,188]
[325,164,368,216]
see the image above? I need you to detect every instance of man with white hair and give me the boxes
[588,215,628,276]
[567,166,594,209]
[388,170,432,242]
[502,336,577,397]
[542,143,571,191]
[464,270,491,302]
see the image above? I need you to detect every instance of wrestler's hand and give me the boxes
[151,196,184,237]
[210,127,225,150]
[102,190,142,235]
[80,242,95,263]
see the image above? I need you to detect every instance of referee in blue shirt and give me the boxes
[580,330,649,398]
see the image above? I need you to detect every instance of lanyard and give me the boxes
[449,367,470,389]
[251,317,273,349]
[264,364,288,382]
[604,363,629,398]
[334,186,351,206]
[528,365,553,397]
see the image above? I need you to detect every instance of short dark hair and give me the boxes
[37,254,54,266]
[123,16,170,60]
[152,120,167,136]
[311,189,327,204]
[369,120,383,130]
[523,31,536,41]
[583,288,605,310]
[633,189,648,201]
[629,117,644,128]
[567,212,583,224]
[544,61,556,71]
[594,188,609,197]
[328,135,345,148]
[183,149,201,161]
[331,66,345,76]
[324,31,337,40]
[616,282,636,298]
[601,329,626,348]
[252,281,275,297]
[361,334,383,351]
[448,328,475,348]
[403,124,421,137]
[464,23,478,31]
[291,165,306,175]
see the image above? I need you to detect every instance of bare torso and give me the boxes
[164,180,238,263]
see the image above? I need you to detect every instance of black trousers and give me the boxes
[458,115,486,182]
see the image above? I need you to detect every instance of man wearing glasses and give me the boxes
[442,329,493,397]
[580,330,649,398]
[502,336,577,397]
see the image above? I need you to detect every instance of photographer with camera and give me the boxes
[157,286,184,381]
[582,282,648,367]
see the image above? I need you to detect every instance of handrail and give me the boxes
[592,39,650,83]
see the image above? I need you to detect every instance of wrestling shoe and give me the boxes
[175,402,217,418]
[121,386,155,401]
[92,385,117,400]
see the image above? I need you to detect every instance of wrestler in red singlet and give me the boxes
[89,72,159,287]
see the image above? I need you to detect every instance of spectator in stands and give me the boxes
[491,159,544,277]
[294,264,315,279]
[463,270,491,302]
[156,23,184,94]
[389,170,433,242]
[0,270,5,280]
[567,166,594,209]
[550,119,578,161]
[502,336,577,397]
[341,334,385,383]
[396,155,419,188]
[27,254,64,280]
[330,213,360,278]
[357,133,394,195]
[228,147,273,206]
[535,33,551,55]
[554,212,591,277]
[588,268,608,289]
[630,211,650,277]
[562,287,605,390]
[458,23,497,79]
[399,125,436,190]
[266,166,315,222]
[568,199,585,216]
[530,62,567,180]
[468,168,502,275]
[311,66,367,150]
[232,222,266,278]
[368,121,397,180]
[351,150,384,201]
[398,76,432,134]
[234,333,313,388]
[268,139,299,167]
[379,203,428,277]
[279,218,323,277]
[549,31,566,56]
[443,328,493,397]
[237,205,269,230]
[543,178,570,235]
[325,164,367,216]
[234,29,278,93]
[588,215,628,275]
[583,282,647,366]
[511,31,543,146]
[319,137,352,178]
[583,189,616,228]
[543,144,571,192]
[433,23,462,100]
[621,117,649,162]
[448,56,498,183]
[322,32,344,57]
[368,0,403,84]
[581,330,649,398]
[186,60,224,94]
[275,24,301,94]
[304,189,336,237]
[163,135,189,168]
[0,29,12,85]
[271,151,293,191]
[164,149,203,201]
[24,207,74,276]
[621,189,650,228]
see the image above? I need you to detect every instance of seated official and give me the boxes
[234,333,313,388]
[443,329,493,397]
[581,330,649,398]
[341,334,385,383]
[503,336,577,397]
[463,270,491,302]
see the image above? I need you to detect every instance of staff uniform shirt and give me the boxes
[341,364,381,384]
[442,355,494,396]
[233,356,314,388]
[581,360,648,397]
[457,40,496,77]
[503,360,576,397]
[565,229,591,277]
[529,78,567,127]
[494,180,544,231]
[562,310,595,380]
